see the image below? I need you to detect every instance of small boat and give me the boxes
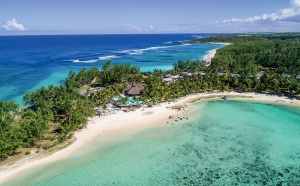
[223,96,228,100]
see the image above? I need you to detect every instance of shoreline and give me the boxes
[208,42,232,45]
[203,49,217,62]
[203,42,231,64]
[0,91,299,183]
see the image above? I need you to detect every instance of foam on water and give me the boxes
[118,44,191,56]
[72,59,99,63]
[98,55,120,61]
[4,100,300,185]
[0,34,224,103]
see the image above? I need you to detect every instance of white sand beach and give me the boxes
[0,91,298,183]
[208,42,232,45]
[204,42,231,64]
[204,49,217,62]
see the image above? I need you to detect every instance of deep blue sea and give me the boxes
[0,34,223,104]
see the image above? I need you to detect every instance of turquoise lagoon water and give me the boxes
[3,100,300,185]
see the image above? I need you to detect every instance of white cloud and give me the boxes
[2,19,27,31]
[223,0,300,23]
[291,0,300,7]
[126,24,142,32]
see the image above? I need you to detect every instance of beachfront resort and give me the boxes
[1,33,300,185]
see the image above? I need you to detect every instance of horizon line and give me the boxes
[0,31,299,37]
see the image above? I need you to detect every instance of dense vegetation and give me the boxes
[191,33,300,43]
[1,33,300,160]
[0,69,98,159]
[192,33,300,75]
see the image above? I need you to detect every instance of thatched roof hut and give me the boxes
[125,83,144,96]
[128,86,141,96]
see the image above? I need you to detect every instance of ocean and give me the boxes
[0,34,223,104]
[3,100,300,185]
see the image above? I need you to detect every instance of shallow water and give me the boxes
[3,100,300,185]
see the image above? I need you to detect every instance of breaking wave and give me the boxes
[72,59,99,63]
[71,44,191,63]
[98,55,120,60]
[119,44,191,55]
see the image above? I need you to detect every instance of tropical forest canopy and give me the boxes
[191,33,300,75]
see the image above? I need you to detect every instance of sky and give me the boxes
[0,0,299,34]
